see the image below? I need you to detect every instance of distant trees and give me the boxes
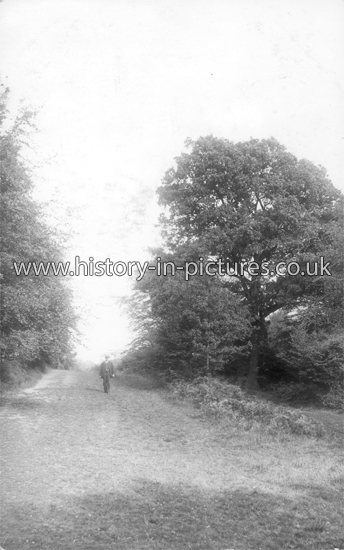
[0,89,76,383]
[157,136,343,389]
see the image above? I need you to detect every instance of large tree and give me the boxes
[157,136,342,390]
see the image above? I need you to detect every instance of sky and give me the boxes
[1,0,343,361]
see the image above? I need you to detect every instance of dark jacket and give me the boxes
[99,360,115,379]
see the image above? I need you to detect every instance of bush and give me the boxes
[169,375,325,437]
[265,379,344,411]
[267,310,343,391]
[267,381,320,404]
[0,360,44,391]
[320,385,344,411]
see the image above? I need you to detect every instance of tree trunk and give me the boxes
[244,324,262,391]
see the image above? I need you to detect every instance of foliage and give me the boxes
[170,375,325,437]
[263,380,344,411]
[122,250,251,377]
[260,198,344,397]
[320,385,344,410]
[259,306,344,407]
[157,136,343,388]
[274,320,343,387]
[0,89,77,381]
[0,359,44,391]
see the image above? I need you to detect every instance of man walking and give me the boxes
[99,354,115,393]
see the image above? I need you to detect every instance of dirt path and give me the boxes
[1,370,343,550]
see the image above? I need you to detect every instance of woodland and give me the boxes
[123,135,344,408]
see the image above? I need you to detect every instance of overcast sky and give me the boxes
[1,0,343,360]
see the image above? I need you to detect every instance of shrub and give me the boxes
[170,375,324,437]
[320,385,344,411]
[0,360,44,391]
[267,310,343,391]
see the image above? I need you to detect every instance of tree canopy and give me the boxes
[157,136,343,389]
[0,90,77,382]
[123,249,251,377]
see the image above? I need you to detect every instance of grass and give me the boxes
[164,375,344,548]
[1,369,343,550]
[3,480,343,549]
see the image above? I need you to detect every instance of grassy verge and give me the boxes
[164,374,344,548]
[169,375,327,437]
[0,363,44,395]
